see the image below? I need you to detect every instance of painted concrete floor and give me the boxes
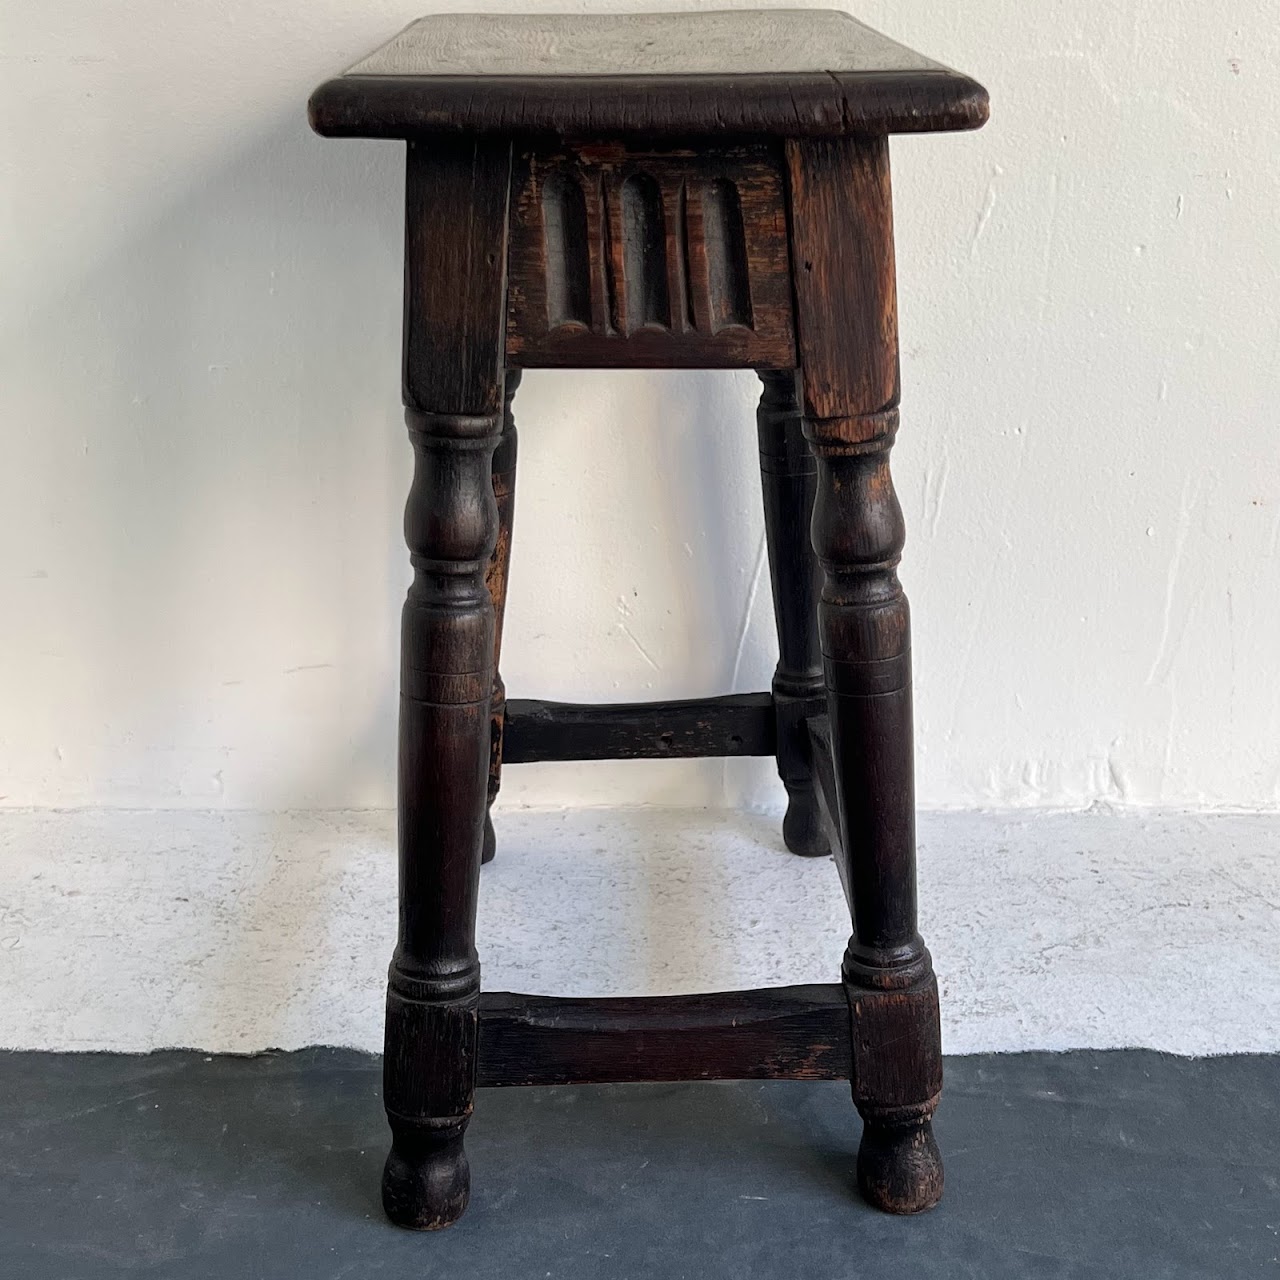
[2,1049,1276,1278]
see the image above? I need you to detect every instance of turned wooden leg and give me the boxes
[382,136,512,1231]
[481,370,520,866]
[756,369,828,857]
[787,134,944,1213]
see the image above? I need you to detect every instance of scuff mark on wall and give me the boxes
[728,532,767,692]
[970,164,1002,257]
[1145,477,1200,687]
[923,456,950,540]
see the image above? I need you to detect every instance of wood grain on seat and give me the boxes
[309,10,988,140]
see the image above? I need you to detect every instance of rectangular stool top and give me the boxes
[310,9,988,141]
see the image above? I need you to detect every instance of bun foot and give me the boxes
[481,811,496,865]
[856,1114,943,1214]
[782,782,830,857]
[382,1132,471,1230]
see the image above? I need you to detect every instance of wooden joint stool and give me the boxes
[310,9,988,1230]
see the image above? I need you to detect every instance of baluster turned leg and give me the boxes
[382,137,512,1230]
[787,134,944,1213]
[481,370,520,865]
[756,370,828,856]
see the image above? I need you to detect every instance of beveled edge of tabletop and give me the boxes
[308,68,989,141]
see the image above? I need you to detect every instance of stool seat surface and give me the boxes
[310,9,987,140]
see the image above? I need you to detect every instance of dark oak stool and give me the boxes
[310,9,988,1230]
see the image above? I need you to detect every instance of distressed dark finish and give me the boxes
[788,133,944,1214]
[477,986,852,1086]
[383,137,512,1232]
[757,371,828,856]
[311,72,988,143]
[502,693,775,764]
[310,8,986,1234]
[307,11,988,141]
[506,144,795,369]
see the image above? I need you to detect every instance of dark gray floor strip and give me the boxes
[1,1049,1276,1278]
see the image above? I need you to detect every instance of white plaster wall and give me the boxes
[3,0,1279,813]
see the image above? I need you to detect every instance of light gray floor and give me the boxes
[6,808,1280,1056]
[2,1049,1276,1278]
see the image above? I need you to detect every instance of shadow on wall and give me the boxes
[8,112,406,810]
[6,113,412,1048]
[504,367,776,673]
[9,112,780,813]
[7,112,786,1038]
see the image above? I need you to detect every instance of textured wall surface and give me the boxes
[3,1,1278,813]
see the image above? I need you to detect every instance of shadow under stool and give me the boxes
[310,8,989,1231]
